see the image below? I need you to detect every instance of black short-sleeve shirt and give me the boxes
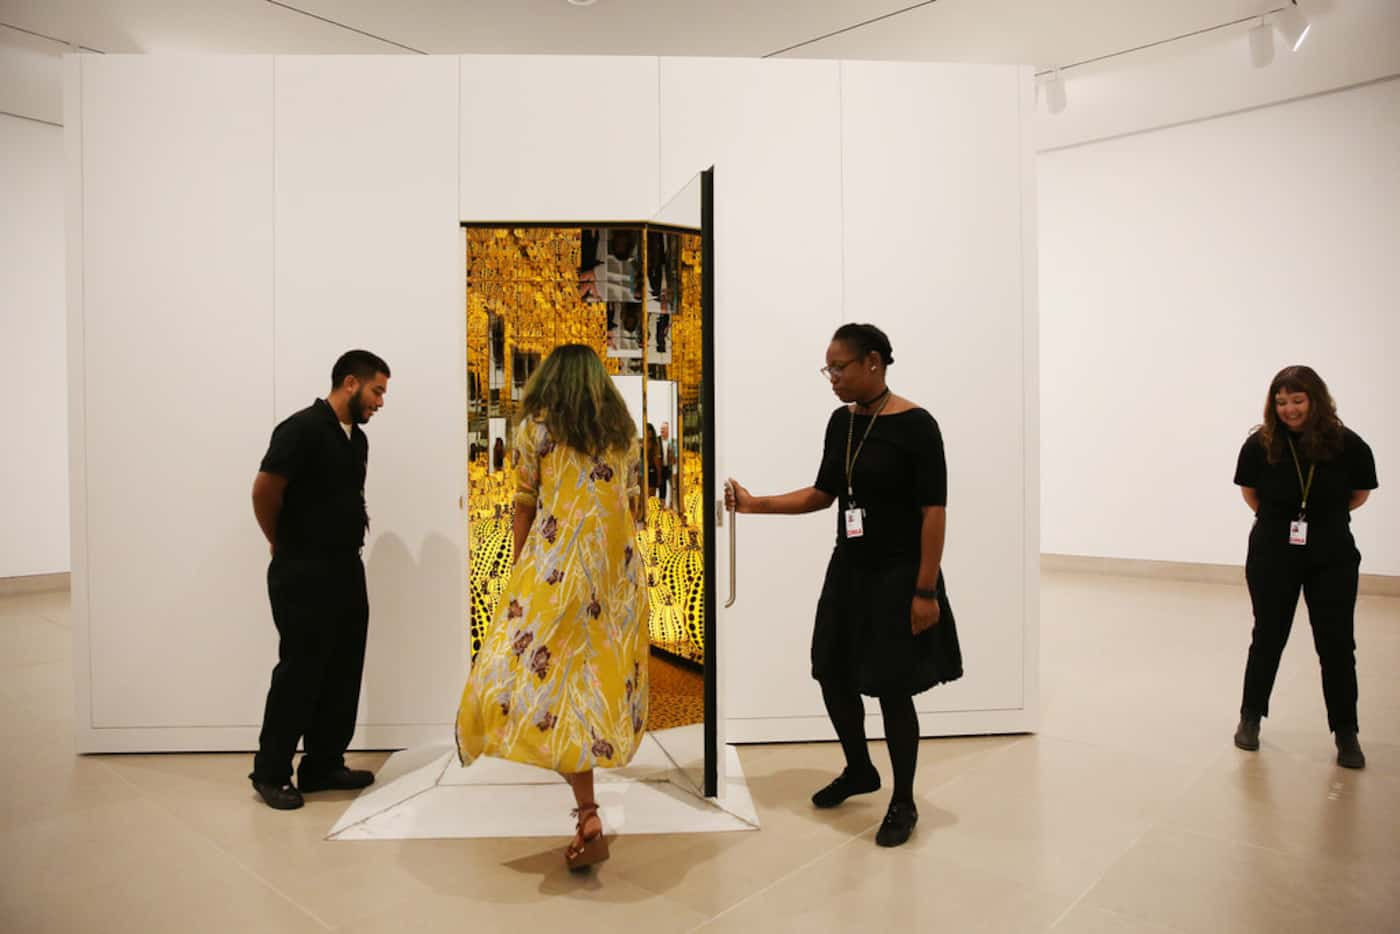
[1234,426,1377,524]
[260,398,370,551]
[815,406,946,561]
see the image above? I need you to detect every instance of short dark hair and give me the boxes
[832,323,894,367]
[331,349,391,388]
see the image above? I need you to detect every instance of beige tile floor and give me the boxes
[1,571,1396,933]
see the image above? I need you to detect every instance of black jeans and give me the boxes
[252,552,369,785]
[1241,520,1360,734]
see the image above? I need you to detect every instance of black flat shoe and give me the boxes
[875,800,918,847]
[1336,732,1366,770]
[250,775,304,810]
[298,766,375,793]
[812,767,881,809]
[1234,714,1261,752]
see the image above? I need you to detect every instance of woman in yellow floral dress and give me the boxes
[456,344,649,869]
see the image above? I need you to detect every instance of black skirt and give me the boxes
[811,546,963,697]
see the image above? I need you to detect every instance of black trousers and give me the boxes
[1241,520,1360,734]
[252,552,369,785]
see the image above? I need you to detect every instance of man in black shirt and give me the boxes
[248,350,390,810]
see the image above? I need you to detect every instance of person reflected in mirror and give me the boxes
[493,437,506,473]
[606,229,640,301]
[726,323,962,848]
[658,421,677,510]
[248,349,390,811]
[456,345,649,871]
[645,422,661,499]
[1232,365,1377,769]
[607,302,643,354]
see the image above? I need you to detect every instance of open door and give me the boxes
[461,167,719,796]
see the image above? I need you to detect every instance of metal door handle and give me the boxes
[724,488,737,608]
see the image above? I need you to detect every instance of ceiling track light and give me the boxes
[1042,69,1067,116]
[1248,17,1275,68]
[1275,1,1311,52]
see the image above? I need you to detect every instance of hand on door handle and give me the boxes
[724,481,738,608]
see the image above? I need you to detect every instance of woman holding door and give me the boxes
[727,323,963,848]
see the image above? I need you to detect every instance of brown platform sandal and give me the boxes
[565,802,610,871]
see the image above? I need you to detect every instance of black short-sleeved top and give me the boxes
[815,406,946,561]
[259,398,370,551]
[1234,426,1377,524]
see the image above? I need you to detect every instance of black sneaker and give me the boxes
[875,800,918,847]
[298,766,376,793]
[811,767,882,809]
[250,775,304,810]
[1335,732,1366,770]
[1234,714,1261,752]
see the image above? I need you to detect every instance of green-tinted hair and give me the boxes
[519,344,636,456]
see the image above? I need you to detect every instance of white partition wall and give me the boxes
[69,53,1036,752]
[70,56,276,749]
[659,58,849,741]
[840,62,1038,732]
[660,59,1038,742]
[273,56,466,748]
[459,55,659,222]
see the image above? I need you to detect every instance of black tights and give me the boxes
[820,681,919,804]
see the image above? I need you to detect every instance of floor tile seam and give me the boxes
[1023,727,1234,778]
[1044,819,1167,932]
[681,819,876,931]
[1050,901,1181,934]
[1166,821,1374,867]
[92,756,337,930]
[0,657,72,681]
[911,732,1038,795]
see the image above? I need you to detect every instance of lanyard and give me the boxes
[844,391,891,499]
[1286,436,1316,516]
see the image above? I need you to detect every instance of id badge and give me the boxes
[1289,520,1308,546]
[844,507,865,539]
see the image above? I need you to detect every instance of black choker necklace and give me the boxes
[857,388,891,412]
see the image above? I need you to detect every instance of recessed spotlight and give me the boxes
[567,0,598,6]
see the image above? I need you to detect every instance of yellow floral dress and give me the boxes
[456,417,650,773]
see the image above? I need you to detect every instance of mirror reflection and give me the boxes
[465,211,705,698]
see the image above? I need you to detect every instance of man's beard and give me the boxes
[347,388,369,424]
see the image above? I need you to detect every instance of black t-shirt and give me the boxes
[815,406,946,561]
[260,398,370,551]
[1234,426,1377,524]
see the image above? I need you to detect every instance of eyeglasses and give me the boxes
[819,358,860,380]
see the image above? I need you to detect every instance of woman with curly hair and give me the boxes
[1233,365,1378,769]
[456,344,648,869]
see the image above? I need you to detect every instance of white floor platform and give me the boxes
[327,727,760,841]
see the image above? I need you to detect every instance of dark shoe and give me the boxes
[1234,714,1261,752]
[298,767,375,793]
[1336,732,1366,770]
[250,774,304,810]
[875,800,919,847]
[811,767,881,809]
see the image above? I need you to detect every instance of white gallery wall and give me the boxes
[1,113,69,579]
[67,53,1036,751]
[1039,75,1400,576]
